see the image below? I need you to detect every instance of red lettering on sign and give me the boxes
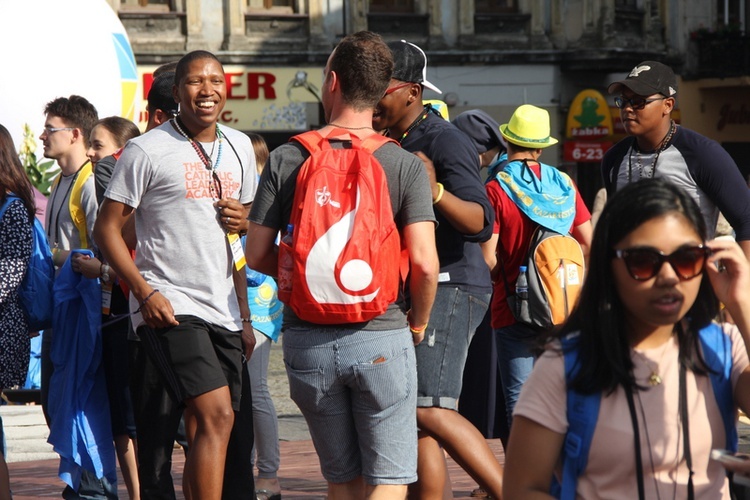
[142,74,154,100]
[248,73,276,100]
[226,72,244,100]
[141,70,282,104]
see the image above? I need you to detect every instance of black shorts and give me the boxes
[137,315,243,411]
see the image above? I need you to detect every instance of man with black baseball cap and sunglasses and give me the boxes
[602,61,750,260]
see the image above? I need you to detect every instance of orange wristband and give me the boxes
[409,323,428,334]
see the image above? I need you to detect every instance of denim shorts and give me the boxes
[283,326,418,485]
[414,286,491,410]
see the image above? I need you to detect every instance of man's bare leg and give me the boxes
[182,386,234,500]
[328,476,364,499]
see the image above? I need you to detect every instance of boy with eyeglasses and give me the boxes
[38,95,122,499]
[601,61,750,260]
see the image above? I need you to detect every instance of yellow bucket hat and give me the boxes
[499,104,558,149]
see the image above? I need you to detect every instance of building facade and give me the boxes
[107,0,750,206]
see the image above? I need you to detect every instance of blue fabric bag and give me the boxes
[47,250,117,491]
[0,194,55,331]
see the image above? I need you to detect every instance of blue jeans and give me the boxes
[495,322,538,429]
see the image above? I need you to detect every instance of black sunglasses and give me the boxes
[613,245,711,281]
[614,96,667,111]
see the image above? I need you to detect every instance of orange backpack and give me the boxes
[278,129,403,324]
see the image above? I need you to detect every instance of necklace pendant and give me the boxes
[648,372,662,386]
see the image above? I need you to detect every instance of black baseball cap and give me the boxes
[452,110,506,154]
[388,40,442,94]
[147,72,179,115]
[607,61,677,97]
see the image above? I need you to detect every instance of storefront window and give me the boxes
[718,0,746,31]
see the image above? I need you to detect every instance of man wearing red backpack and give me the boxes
[246,31,439,499]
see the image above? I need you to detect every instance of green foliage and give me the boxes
[18,124,56,196]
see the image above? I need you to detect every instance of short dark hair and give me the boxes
[329,31,393,110]
[174,50,222,86]
[559,178,716,395]
[44,95,99,147]
[147,72,178,115]
[92,116,140,149]
[153,61,179,80]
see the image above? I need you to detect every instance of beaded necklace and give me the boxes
[392,106,430,143]
[172,117,224,199]
[627,120,676,182]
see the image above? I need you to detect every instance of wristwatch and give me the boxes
[100,263,111,283]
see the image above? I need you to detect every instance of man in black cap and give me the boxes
[602,60,750,259]
[373,40,503,499]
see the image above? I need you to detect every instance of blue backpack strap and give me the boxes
[553,334,602,499]
[698,322,737,452]
[0,193,19,219]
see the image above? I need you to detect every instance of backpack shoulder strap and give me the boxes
[554,334,601,500]
[698,322,737,452]
[0,193,19,220]
[69,161,94,249]
[360,134,397,154]
[290,130,326,155]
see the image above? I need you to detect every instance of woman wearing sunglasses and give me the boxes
[503,178,750,499]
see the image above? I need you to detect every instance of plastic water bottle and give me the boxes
[515,265,529,320]
[277,224,294,303]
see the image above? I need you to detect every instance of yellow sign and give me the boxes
[137,66,324,131]
[566,89,613,139]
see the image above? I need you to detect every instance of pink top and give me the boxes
[514,323,749,499]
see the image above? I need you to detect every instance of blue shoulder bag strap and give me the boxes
[0,193,18,219]
[698,322,737,452]
[552,334,602,500]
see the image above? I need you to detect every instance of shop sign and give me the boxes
[566,89,613,139]
[137,66,323,131]
[563,141,612,163]
[717,104,750,131]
